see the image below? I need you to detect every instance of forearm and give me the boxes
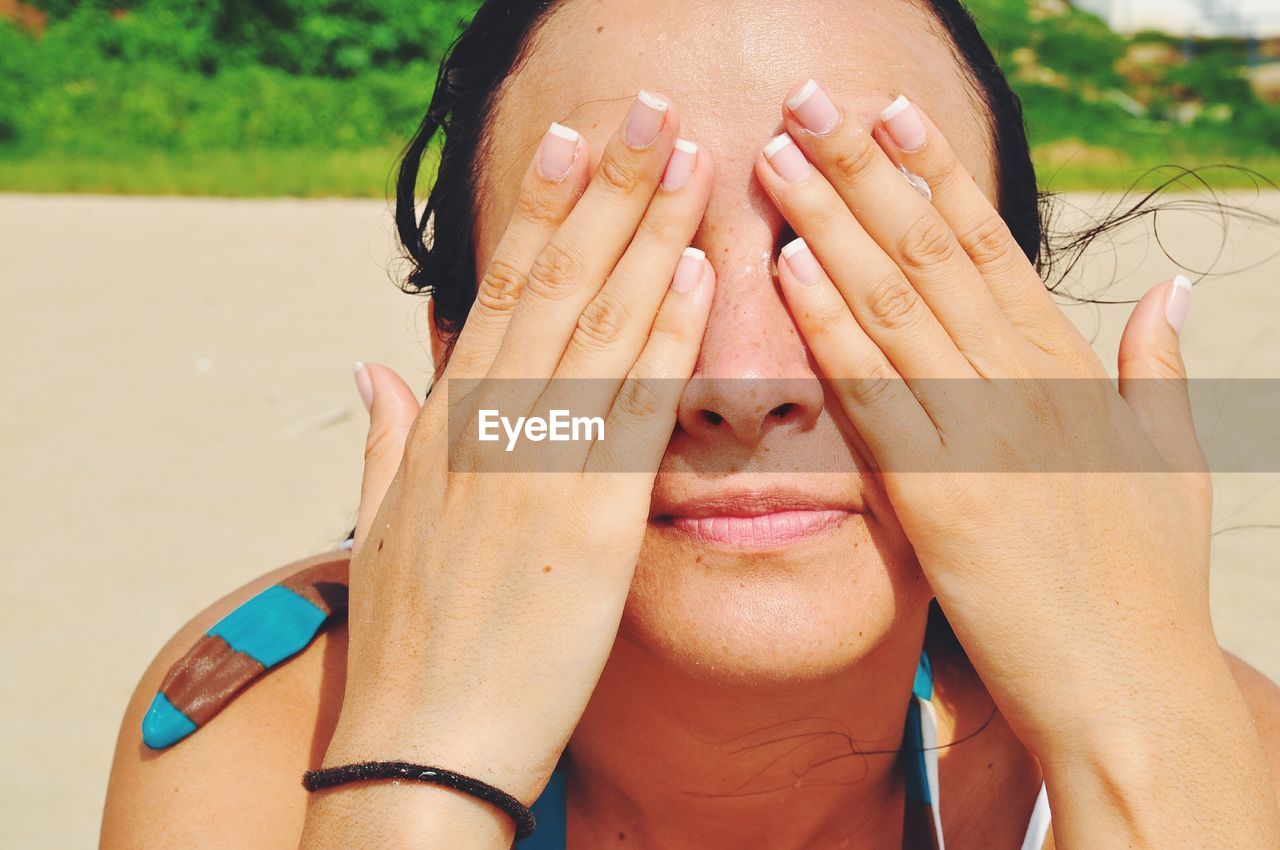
[1039,644,1280,849]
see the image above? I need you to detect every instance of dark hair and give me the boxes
[394,0,1047,355]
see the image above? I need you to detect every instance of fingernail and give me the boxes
[538,122,581,180]
[880,95,927,152]
[787,79,840,136]
[625,89,669,147]
[662,139,697,190]
[763,133,811,182]
[1165,275,1192,334]
[353,361,374,411]
[672,247,706,293]
[781,237,822,285]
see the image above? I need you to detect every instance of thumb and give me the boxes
[1116,275,1204,473]
[352,361,420,551]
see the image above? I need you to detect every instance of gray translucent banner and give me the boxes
[443,378,1280,473]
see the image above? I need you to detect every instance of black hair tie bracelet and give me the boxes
[303,760,537,840]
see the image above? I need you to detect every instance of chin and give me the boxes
[617,512,931,686]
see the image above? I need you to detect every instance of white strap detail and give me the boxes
[1019,782,1052,850]
[918,696,946,850]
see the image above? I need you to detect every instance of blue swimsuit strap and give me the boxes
[137,553,944,847]
[516,652,938,850]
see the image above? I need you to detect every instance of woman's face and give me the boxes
[469,0,1000,683]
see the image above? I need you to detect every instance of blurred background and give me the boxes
[2,1,1279,847]
[2,0,1280,193]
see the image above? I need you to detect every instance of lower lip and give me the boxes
[662,510,849,549]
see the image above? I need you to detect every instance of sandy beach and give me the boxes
[3,192,1278,847]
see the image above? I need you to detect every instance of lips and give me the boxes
[650,488,859,550]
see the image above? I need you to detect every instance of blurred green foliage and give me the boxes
[966,0,1280,184]
[0,0,477,156]
[1,0,1277,195]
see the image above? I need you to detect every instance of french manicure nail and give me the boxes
[672,247,706,292]
[880,95,927,152]
[353,361,374,411]
[1165,275,1192,334]
[781,237,822,285]
[787,79,840,136]
[625,89,669,147]
[763,133,812,182]
[662,139,698,190]
[538,122,580,180]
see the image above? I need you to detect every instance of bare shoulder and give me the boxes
[100,550,351,850]
[1224,651,1280,782]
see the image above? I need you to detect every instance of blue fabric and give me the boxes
[912,651,933,701]
[517,766,568,849]
[206,584,327,667]
[141,691,198,749]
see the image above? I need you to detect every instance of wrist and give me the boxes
[300,777,517,850]
[1013,623,1225,761]
[323,698,561,806]
[1034,644,1280,848]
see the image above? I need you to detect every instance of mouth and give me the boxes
[650,489,858,551]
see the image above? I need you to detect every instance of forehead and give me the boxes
[477,0,995,254]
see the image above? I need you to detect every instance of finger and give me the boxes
[489,90,682,385]
[1117,276,1205,473]
[780,80,1024,376]
[774,237,941,468]
[547,141,712,422]
[870,93,1089,359]
[353,362,422,551]
[754,135,973,384]
[443,121,591,381]
[586,252,715,474]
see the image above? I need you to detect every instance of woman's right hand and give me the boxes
[301,91,714,846]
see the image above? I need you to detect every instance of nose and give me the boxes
[676,215,824,447]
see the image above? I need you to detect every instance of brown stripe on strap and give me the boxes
[156,553,352,734]
[160,635,266,726]
[280,556,351,616]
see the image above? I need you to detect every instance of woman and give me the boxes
[101,0,1280,847]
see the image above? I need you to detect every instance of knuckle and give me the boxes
[474,259,527,316]
[1143,344,1188,379]
[863,269,924,331]
[929,157,967,196]
[614,376,663,420]
[963,214,1019,271]
[597,153,647,197]
[514,187,566,227]
[846,364,901,407]
[573,289,630,351]
[832,136,883,186]
[896,213,961,272]
[802,297,850,342]
[527,241,584,301]
[364,421,401,463]
[635,210,680,245]
[647,308,691,350]
[805,198,848,238]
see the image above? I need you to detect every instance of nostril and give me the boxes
[769,402,797,420]
[700,410,725,427]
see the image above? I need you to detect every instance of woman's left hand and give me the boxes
[754,79,1280,847]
